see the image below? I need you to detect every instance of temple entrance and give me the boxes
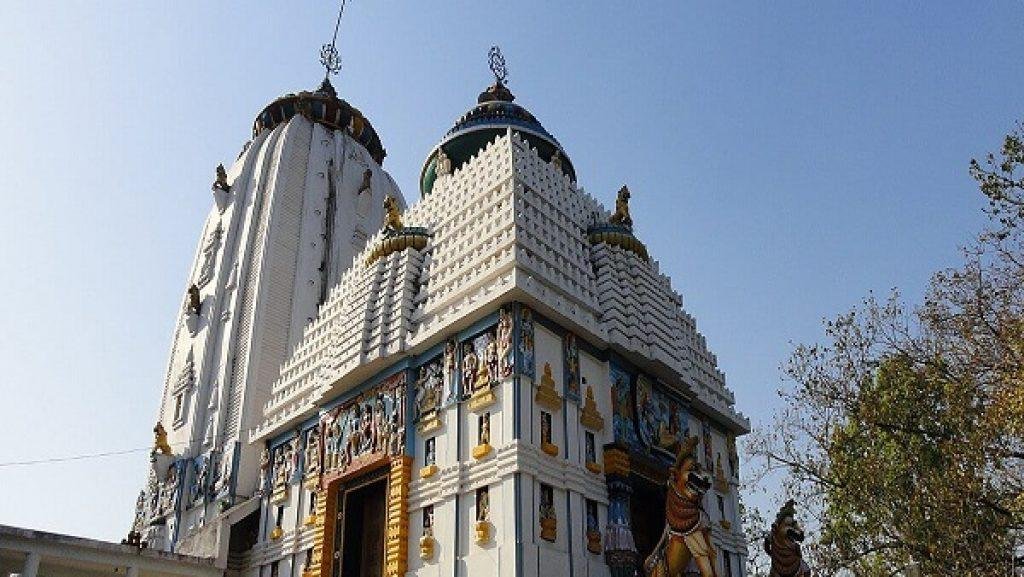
[631,476,667,565]
[334,476,387,577]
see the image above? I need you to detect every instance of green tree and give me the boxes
[747,125,1024,577]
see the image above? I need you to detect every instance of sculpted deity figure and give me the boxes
[462,343,479,394]
[476,488,490,522]
[765,501,812,577]
[609,185,633,228]
[305,426,321,476]
[550,149,563,171]
[358,168,373,195]
[344,405,364,466]
[443,340,457,401]
[187,284,202,316]
[416,364,441,419]
[497,308,514,377]
[479,413,491,446]
[273,448,288,488]
[436,149,452,176]
[326,415,342,470]
[259,448,271,493]
[643,436,718,577]
[484,336,500,386]
[196,222,222,288]
[371,396,384,453]
[213,164,230,192]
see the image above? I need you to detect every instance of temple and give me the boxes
[131,50,750,577]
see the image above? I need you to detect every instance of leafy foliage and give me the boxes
[747,126,1024,576]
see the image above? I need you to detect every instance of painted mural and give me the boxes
[320,372,406,478]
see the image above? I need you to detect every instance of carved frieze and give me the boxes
[320,372,406,480]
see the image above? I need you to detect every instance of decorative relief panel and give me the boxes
[611,362,691,464]
[610,363,638,450]
[635,375,690,458]
[320,372,406,480]
[414,354,444,424]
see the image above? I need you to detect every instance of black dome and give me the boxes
[253,78,386,165]
[419,82,575,196]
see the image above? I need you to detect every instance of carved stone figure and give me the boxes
[258,447,271,493]
[550,149,563,171]
[479,413,491,446]
[383,195,403,231]
[765,501,811,577]
[153,422,172,456]
[518,308,535,377]
[196,222,222,288]
[496,308,514,378]
[305,426,321,477]
[213,164,230,192]
[358,168,373,195]
[192,456,209,503]
[539,485,557,541]
[643,436,718,577]
[476,488,490,522]
[462,343,479,393]
[436,150,452,176]
[609,185,633,228]
[186,284,202,316]
[484,336,500,385]
[289,436,302,483]
[443,340,457,402]
[415,362,442,419]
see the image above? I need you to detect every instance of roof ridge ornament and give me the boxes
[488,46,508,86]
[479,46,515,103]
[319,0,347,80]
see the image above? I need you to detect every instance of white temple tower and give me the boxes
[134,53,750,577]
[135,77,404,554]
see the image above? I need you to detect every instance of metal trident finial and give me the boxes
[488,46,508,85]
[320,0,347,78]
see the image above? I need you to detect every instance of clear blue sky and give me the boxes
[1,1,1020,542]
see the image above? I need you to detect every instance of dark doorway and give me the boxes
[631,478,667,564]
[339,478,387,577]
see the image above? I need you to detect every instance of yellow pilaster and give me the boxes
[385,456,413,577]
[309,484,332,577]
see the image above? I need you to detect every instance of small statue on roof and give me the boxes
[383,195,403,232]
[187,284,202,316]
[153,422,173,456]
[213,164,230,192]
[609,185,633,228]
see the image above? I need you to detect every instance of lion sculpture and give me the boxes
[383,195,403,232]
[643,435,719,577]
[609,185,633,228]
[765,500,812,577]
